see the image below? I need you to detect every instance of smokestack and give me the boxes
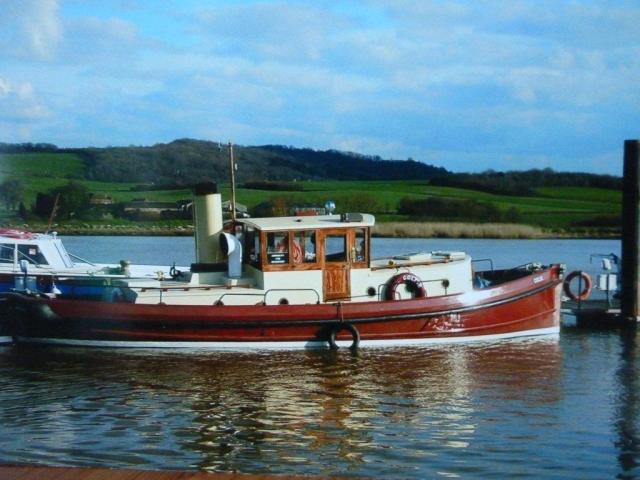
[193,182,224,265]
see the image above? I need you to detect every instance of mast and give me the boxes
[228,142,237,222]
[46,193,60,234]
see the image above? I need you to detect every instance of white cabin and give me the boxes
[125,185,474,306]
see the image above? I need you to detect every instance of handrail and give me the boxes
[122,284,321,305]
[377,276,449,300]
[371,258,450,271]
[218,288,321,305]
[16,250,45,267]
[67,252,97,266]
[472,258,494,271]
[265,288,321,304]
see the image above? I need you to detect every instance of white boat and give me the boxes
[0,228,182,295]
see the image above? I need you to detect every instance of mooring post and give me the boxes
[621,140,640,324]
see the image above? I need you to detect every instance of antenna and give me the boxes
[228,142,237,222]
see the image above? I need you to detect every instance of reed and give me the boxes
[373,222,546,239]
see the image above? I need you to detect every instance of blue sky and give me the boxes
[0,0,638,174]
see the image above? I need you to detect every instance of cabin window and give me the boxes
[293,231,316,264]
[325,234,347,262]
[0,243,14,263]
[17,244,48,265]
[354,228,367,263]
[266,232,289,264]
[243,226,260,266]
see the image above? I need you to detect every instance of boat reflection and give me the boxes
[614,329,640,478]
[0,338,562,474]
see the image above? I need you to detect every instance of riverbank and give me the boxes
[2,221,619,239]
[373,221,548,239]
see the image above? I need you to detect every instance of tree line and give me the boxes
[430,169,621,196]
[1,140,621,193]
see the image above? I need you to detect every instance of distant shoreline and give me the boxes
[4,222,619,240]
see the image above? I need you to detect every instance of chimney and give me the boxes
[192,182,224,265]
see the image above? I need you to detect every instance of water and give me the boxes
[1,236,638,479]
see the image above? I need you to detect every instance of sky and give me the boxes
[0,0,638,174]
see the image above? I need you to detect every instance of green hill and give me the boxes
[0,141,622,236]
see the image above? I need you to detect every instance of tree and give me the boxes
[18,201,28,220]
[51,181,91,219]
[0,179,24,210]
[33,182,91,219]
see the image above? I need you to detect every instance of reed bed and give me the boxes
[373,222,547,239]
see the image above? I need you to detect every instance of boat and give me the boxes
[0,228,183,294]
[0,183,564,349]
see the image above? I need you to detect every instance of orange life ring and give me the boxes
[563,270,592,301]
[385,273,426,300]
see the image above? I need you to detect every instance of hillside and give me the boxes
[0,140,447,184]
[0,141,622,236]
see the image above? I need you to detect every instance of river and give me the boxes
[1,236,638,478]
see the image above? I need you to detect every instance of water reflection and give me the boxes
[0,338,562,477]
[614,328,640,479]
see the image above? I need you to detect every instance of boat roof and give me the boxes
[239,214,375,231]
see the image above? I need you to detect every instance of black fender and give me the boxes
[327,323,360,350]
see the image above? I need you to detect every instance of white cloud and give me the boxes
[58,16,141,65]
[0,0,62,60]
[0,78,50,122]
[0,0,636,174]
[192,3,348,63]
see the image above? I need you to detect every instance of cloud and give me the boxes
[58,16,142,65]
[0,0,62,60]
[0,78,50,122]
[0,1,636,174]
[191,3,349,63]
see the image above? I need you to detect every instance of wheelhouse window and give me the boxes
[266,232,289,264]
[293,231,316,264]
[17,244,48,265]
[0,243,14,263]
[354,228,368,264]
[243,226,260,266]
[325,234,347,262]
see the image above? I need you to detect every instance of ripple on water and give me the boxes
[0,333,638,478]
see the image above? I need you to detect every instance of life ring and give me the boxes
[385,273,426,300]
[328,323,360,350]
[563,270,592,301]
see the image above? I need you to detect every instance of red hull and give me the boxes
[8,266,562,347]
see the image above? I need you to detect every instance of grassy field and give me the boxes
[0,153,621,236]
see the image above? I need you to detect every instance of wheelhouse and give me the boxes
[0,231,74,272]
[236,214,374,273]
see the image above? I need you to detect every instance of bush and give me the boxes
[33,181,90,219]
[398,197,517,223]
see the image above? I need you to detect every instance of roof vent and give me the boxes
[340,212,363,223]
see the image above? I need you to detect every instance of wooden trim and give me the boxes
[257,226,372,272]
[260,228,321,272]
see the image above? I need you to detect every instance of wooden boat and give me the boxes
[0,183,563,349]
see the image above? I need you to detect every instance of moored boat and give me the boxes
[0,183,563,348]
[0,228,185,295]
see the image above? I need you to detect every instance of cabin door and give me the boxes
[322,231,351,301]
